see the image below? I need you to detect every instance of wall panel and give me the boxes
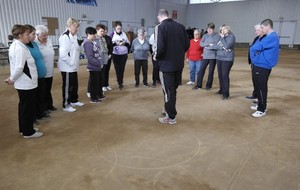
[186,0,300,44]
[0,0,157,46]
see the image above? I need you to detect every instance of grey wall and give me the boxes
[1,0,298,46]
[0,0,157,45]
[186,0,300,44]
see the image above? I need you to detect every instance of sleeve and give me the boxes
[186,40,190,59]
[123,32,130,46]
[220,34,235,49]
[130,39,135,52]
[83,42,101,67]
[10,46,27,82]
[184,31,190,52]
[200,35,209,47]
[155,25,165,60]
[59,35,71,63]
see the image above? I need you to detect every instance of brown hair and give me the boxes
[24,24,35,33]
[11,24,29,39]
[95,24,106,31]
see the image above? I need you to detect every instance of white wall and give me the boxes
[0,0,157,45]
[186,0,300,44]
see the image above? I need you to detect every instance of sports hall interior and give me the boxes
[0,0,299,189]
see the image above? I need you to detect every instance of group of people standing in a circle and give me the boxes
[4,9,280,139]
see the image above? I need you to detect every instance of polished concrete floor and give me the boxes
[0,49,299,190]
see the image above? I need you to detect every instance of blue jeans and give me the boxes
[189,60,201,82]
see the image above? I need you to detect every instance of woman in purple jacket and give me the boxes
[83,27,104,103]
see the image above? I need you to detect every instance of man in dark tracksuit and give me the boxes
[153,9,190,125]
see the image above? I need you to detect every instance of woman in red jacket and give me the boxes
[185,29,203,85]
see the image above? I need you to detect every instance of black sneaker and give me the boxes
[192,86,201,90]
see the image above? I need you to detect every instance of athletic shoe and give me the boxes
[119,84,123,91]
[87,93,90,98]
[158,116,177,125]
[206,87,211,91]
[102,87,108,92]
[250,105,258,111]
[252,111,266,118]
[63,106,76,112]
[106,86,112,91]
[192,86,201,90]
[23,131,43,139]
[144,83,149,87]
[99,96,106,100]
[71,102,84,107]
[90,99,101,104]
[253,99,258,104]
[186,81,195,85]
[20,128,39,135]
[246,95,257,99]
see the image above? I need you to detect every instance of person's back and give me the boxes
[155,18,189,72]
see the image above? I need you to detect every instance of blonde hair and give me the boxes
[67,18,79,27]
[222,25,232,33]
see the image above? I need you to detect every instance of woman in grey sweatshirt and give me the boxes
[130,28,150,87]
[194,23,220,90]
[216,25,236,100]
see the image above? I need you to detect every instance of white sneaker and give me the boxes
[87,93,90,98]
[102,87,108,92]
[186,81,195,85]
[106,86,112,91]
[70,102,84,107]
[158,116,177,125]
[23,131,43,139]
[250,105,258,111]
[63,106,76,112]
[252,111,266,118]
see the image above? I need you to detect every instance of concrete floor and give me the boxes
[0,49,299,190]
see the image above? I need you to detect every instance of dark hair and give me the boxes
[85,27,97,35]
[114,21,122,28]
[8,35,14,41]
[207,23,215,30]
[11,24,29,39]
[24,24,35,33]
[261,19,273,29]
[95,24,106,31]
[158,9,169,17]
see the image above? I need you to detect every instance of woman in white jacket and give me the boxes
[58,18,84,112]
[5,25,43,138]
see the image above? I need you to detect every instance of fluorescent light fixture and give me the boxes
[190,0,245,4]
